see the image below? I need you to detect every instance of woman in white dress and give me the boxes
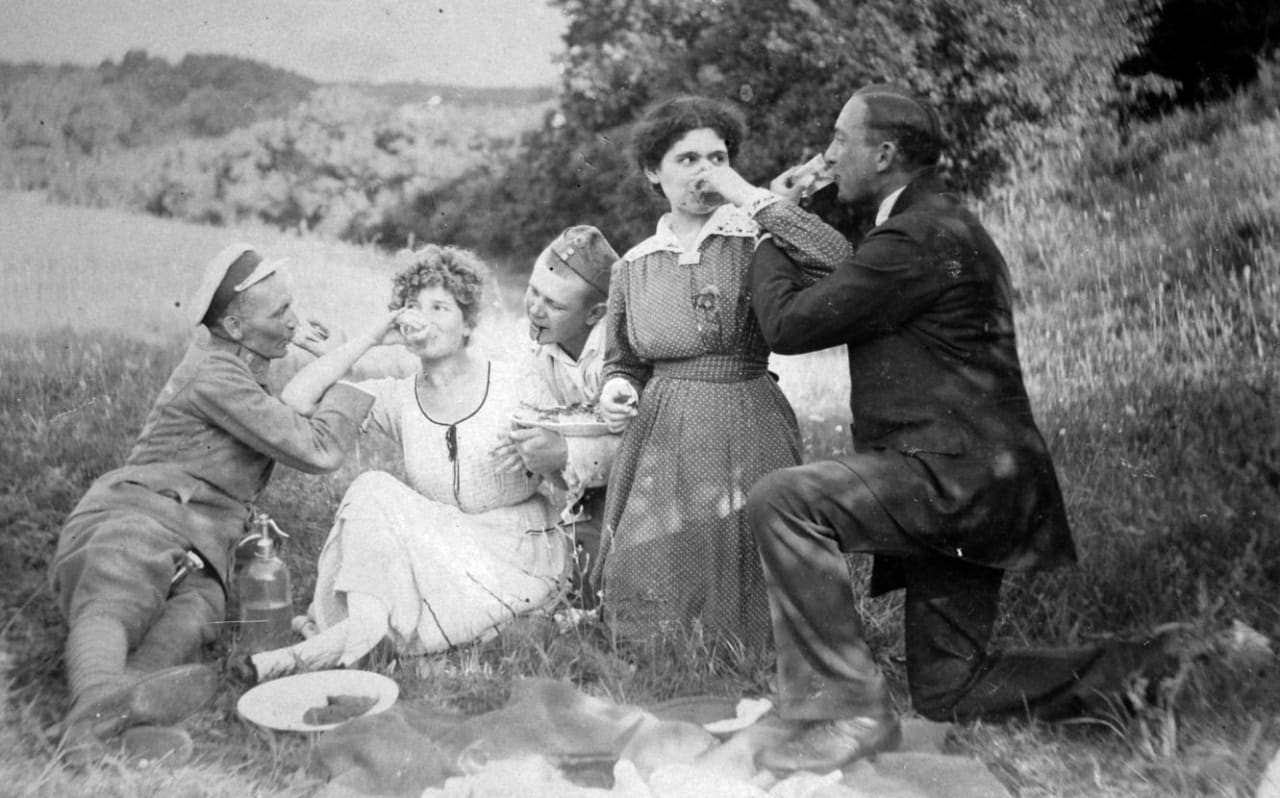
[243,245,568,681]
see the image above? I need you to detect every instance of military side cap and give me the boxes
[546,225,618,295]
[187,243,286,326]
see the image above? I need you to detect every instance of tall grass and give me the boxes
[963,108,1280,796]
[986,109,1280,635]
[2,104,1279,795]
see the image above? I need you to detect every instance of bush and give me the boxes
[48,88,547,246]
[414,0,1160,256]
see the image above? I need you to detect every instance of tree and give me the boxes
[418,0,1159,257]
[1121,0,1280,112]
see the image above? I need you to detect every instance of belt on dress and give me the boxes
[650,355,768,383]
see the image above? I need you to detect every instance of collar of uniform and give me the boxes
[875,185,908,227]
[622,203,758,264]
[198,327,272,384]
[532,320,605,366]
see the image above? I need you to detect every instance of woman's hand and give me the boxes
[281,309,406,414]
[598,377,639,433]
[697,165,757,208]
[294,318,348,357]
[367,308,409,347]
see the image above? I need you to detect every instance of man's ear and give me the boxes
[220,313,245,342]
[874,141,897,173]
[585,301,608,327]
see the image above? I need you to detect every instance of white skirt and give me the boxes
[309,470,569,655]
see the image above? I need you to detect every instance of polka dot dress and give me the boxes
[595,205,802,651]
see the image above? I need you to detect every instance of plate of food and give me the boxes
[512,403,614,437]
[236,669,399,732]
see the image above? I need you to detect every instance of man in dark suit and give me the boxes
[704,84,1177,773]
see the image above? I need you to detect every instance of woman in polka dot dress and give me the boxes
[594,96,846,651]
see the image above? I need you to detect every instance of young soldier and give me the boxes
[497,225,619,608]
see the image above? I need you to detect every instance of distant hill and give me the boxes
[0,50,551,146]
[0,50,554,191]
[345,81,554,107]
[0,50,318,145]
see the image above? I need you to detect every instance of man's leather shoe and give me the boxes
[68,663,218,740]
[756,715,902,774]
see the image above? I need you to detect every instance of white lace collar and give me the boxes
[622,204,758,265]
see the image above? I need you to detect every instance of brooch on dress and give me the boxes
[693,284,723,345]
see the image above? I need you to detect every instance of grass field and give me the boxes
[1,102,1278,796]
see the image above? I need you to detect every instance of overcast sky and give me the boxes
[0,0,568,87]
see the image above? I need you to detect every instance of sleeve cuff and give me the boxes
[743,187,782,218]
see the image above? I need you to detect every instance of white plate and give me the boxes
[236,669,399,732]
[511,413,613,437]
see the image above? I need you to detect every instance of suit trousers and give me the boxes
[748,458,1149,722]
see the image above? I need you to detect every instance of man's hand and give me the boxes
[491,429,525,474]
[294,319,348,357]
[510,426,568,474]
[598,377,639,433]
[768,165,807,203]
[770,154,833,202]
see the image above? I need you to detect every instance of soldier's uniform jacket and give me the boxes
[55,331,374,589]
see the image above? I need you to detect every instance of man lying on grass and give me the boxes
[49,243,373,766]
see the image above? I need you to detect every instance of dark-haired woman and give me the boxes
[595,96,845,651]
[243,244,567,680]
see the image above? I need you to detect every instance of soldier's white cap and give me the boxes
[187,243,287,327]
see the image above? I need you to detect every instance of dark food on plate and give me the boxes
[518,402,606,425]
[302,694,378,725]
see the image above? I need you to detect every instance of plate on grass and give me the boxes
[236,669,399,732]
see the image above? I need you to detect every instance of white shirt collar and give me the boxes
[875,185,908,227]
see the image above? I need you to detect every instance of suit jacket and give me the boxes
[752,177,1075,574]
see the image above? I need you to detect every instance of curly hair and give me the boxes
[630,95,747,176]
[388,244,490,329]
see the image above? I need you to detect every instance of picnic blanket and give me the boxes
[313,678,1010,798]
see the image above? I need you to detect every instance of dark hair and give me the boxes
[631,95,747,175]
[389,244,489,329]
[853,84,944,170]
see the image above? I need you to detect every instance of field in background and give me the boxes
[0,188,849,796]
[0,189,854,443]
[2,105,1278,797]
